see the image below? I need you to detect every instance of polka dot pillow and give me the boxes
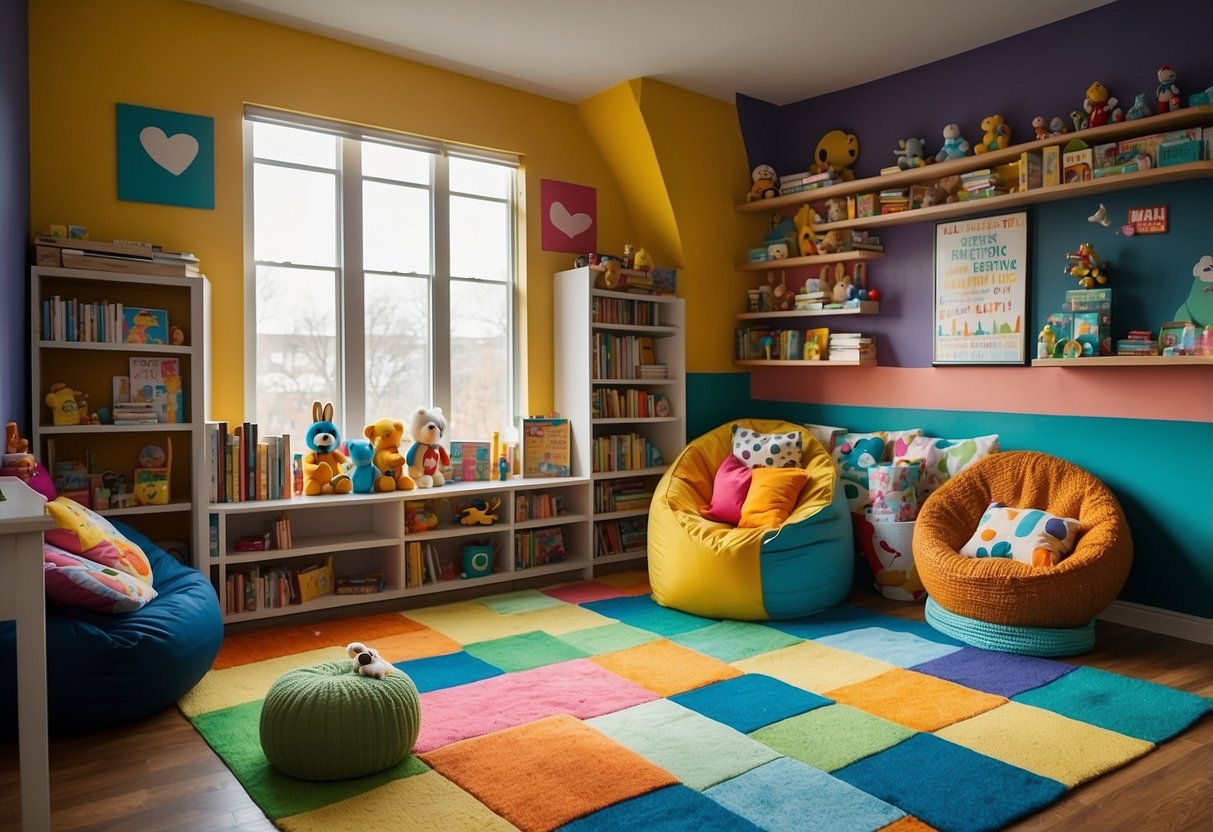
[959,502,1083,567]
[731,425,803,468]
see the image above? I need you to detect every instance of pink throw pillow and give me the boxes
[702,454,753,525]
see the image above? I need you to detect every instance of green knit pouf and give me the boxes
[259,660,421,781]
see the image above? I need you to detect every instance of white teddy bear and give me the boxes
[346,642,394,679]
[405,406,450,488]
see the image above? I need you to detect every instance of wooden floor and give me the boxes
[1,592,1209,832]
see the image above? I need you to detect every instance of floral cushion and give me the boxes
[959,502,1082,567]
[731,425,802,468]
[893,434,1000,500]
[43,542,159,613]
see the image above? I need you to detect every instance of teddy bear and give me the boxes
[935,174,963,204]
[344,438,379,494]
[974,114,1011,154]
[812,130,859,180]
[346,642,394,679]
[363,418,415,491]
[303,400,353,495]
[817,229,846,254]
[747,164,779,202]
[824,198,848,224]
[405,406,450,488]
[934,123,971,162]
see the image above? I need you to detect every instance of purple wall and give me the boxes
[736,0,1213,368]
[1,1,30,432]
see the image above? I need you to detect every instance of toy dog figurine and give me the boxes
[347,642,394,679]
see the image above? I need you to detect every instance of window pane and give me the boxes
[450,156,512,199]
[254,164,337,266]
[450,195,509,281]
[253,122,336,168]
[365,273,431,424]
[363,141,431,185]
[363,181,431,275]
[254,265,339,448]
[449,279,509,440]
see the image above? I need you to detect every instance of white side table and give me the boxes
[0,476,52,831]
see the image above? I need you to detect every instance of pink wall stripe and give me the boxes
[749,365,1213,423]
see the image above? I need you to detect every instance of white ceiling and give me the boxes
[192,0,1113,105]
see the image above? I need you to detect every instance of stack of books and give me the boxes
[794,290,829,310]
[635,363,667,380]
[1116,330,1159,356]
[112,401,157,425]
[959,168,1009,199]
[878,189,909,213]
[850,231,884,252]
[778,169,838,195]
[828,332,876,363]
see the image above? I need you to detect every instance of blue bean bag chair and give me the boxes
[0,521,222,739]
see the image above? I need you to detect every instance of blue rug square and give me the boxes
[815,627,963,668]
[394,650,503,693]
[765,603,963,645]
[557,784,764,832]
[912,647,1076,698]
[670,674,831,734]
[582,595,716,636]
[834,732,1066,832]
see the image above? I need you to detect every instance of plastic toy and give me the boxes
[1037,324,1058,359]
[1083,82,1122,128]
[1065,242,1110,289]
[346,642,393,679]
[406,501,438,532]
[1156,66,1180,113]
[405,406,450,487]
[461,542,494,579]
[633,247,653,272]
[1125,93,1151,120]
[457,497,501,526]
[1088,203,1111,227]
[894,137,928,169]
[345,438,379,494]
[1048,116,1069,135]
[747,164,779,202]
[363,418,415,491]
[1070,110,1087,132]
[1031,116,1050,140]
[974,115,1012,154]
[934,123,971,162]
[302,400,353,495]
[5,422,28,455]
[812,130,859,180]
[621,243,635,269]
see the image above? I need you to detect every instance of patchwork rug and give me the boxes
[180,571,1212,832]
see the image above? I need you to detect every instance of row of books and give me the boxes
[591,387,671,420]
[205,421,293,503]
[225,556,332,614]
[591,433,663,473]
[39,298,175,345]
[515,491,566,521]
[594,517,647,558]
[335,572,387,595]
[591,333,660,380]
[514,527,567,569]
[593,477,653,513]
[405,541,442,587]
[777,169,838,194]
[591,297,662,326]
[735,326,829,361]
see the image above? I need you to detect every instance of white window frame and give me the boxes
[241,106,521,438]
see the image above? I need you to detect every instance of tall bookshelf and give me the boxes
[30,265,211,563]
[553,266,686,568]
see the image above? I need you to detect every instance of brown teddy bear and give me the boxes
[363,418,415,491]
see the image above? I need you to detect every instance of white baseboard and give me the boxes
[1098,600,1213,644]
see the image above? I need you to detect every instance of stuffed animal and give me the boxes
[936,174,963,204]
[346,642,394,679]
[894,137,928,169]
[345,438,379,494]
[792,204,818,257]
[45,383,83,426]
[405,407,450,488]
[812,130,859,180]
[831,271,854,303]
[935,123,971,162]
[303,400,353,495]
[1156,66,1180,114]
[817,229,846,254]
[747,164,779,202]
[974,115,1012,154]
[1083,82,1121,127]
[363,418,415,491]
[824,198,848,224]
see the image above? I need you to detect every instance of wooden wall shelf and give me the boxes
[1032,355,1213,367]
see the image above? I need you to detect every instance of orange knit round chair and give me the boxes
[913,451,1133,654]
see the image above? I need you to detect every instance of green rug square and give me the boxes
[559,622,663,655]
[672,620,803,663]
[478,589,565,615]
[463,630,589,673]
[750,703,915,772]
[190,700,428,819]
[588,698,779,791]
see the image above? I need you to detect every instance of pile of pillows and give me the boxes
[701,426,808,528]
[42,496,158,613]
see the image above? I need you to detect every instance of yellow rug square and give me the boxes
[403,601,539,643]
[179,646,347,718]
[508,602,617,635]
[277,769,519,832]
[732,640,894,694]
[936,700,1155,787]
[593,570,651,592]
[828,668,1006,732]
[592,639,742,697]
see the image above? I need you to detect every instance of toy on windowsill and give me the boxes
[974,115,1012,154]
[1156,66,1180,113]
[344,438,379,494]
[303,400,353,495]
[1065,242,1111,289]
[811,130,859,180]
[934,123,971,162]
[363,418,415,491]
[1082,82,1122,128]
[747,164,779,202]
[406,407,450,488]
[894,137,929,169]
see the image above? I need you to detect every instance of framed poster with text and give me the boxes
[933,211,1029,365]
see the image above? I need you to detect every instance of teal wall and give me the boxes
[686,376,1213,618]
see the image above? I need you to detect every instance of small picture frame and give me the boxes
[1157,321,1189,354]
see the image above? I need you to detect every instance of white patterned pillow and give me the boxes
[731,425,803,468]
[893,434,1000,500]
[959,502,1082,567]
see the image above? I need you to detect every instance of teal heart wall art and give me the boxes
[116,103,214,209]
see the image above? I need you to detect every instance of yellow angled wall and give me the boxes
[27,0,645,423]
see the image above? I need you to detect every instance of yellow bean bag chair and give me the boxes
[649,419,854,620]
[914,451,1133,654]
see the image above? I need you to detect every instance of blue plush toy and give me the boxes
[935,123,971,162]
[345,438,380,494]
[303,400,353,495]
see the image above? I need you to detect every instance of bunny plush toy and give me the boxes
[303,400,354,495]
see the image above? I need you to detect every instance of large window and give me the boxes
[245,108,519,450]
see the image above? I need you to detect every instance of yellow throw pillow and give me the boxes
[738,466,809,528]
